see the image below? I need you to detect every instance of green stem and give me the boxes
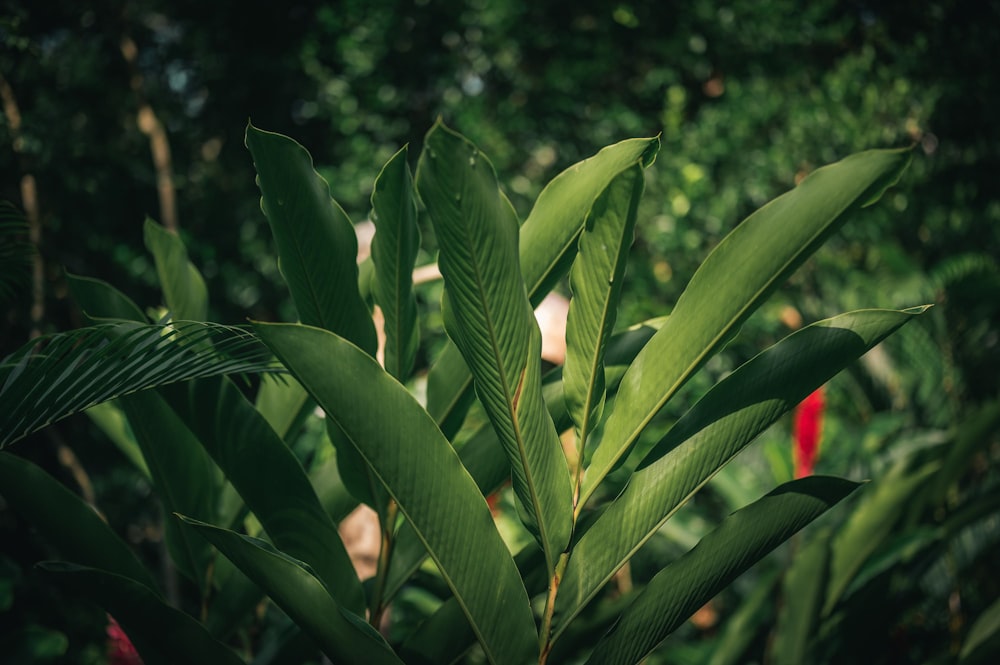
[538,551,570,664]
[369,500,399,628]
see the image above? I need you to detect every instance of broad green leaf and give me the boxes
[120,390,220,590]
[425,135,660,440]
[143,218,208,321]
[84,401,149,476]
[160,376,365,614]
[0,321,277,448]
[579,148,913,509]
[383,319,663,603]
[770,531,831,665]
[254,373,311,441]
[40,562,244,665]
[564,163,643,497]
[254,322,538,665]
[245,123,376,353]
[554,307,925,638]
[181,518,403,665]
[66,272,147,323]
[585,477,859,665]
[416,120,572,572]
[0,452,157,591]
[371,145,420,380]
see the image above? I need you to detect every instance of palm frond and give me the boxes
[0,200,34,302]
[0,321,281,448]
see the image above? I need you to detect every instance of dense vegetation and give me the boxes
[1,1,998,663]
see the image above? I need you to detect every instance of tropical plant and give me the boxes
[0,120,923,664]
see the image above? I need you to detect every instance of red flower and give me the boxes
[793,387,825,478]
[106,615,143,665]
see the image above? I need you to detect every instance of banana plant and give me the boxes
[0,119,925,664]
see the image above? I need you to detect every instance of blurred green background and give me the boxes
[2,1,998,663]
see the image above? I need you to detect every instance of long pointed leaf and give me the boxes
[144,218,208,322]
[181,518,403,665]
[245,123,376,353]
[160,376,365,614]
[564,163,643,494]
[66,272,147,323]
[585,477,859,665]
[40,562,244,665]
[255,322,538,664]
[0,452,157,591]
[371,145,420,380]
[425,135,660,439]
[416,120,572,572]
[0,321,278,448]
[120,390,221,590]
[579,148,912,508]
[554,307,926,638]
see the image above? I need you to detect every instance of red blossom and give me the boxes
[793,387,825,478]
[106,615,143,665]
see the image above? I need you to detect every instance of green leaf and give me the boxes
[181,518,402,665]
[0,321,278,448]
[66,272,147,323]
[961,595,1000,663]
[254,322,538,665]
[0,452,157,591]
[579,148,913,509]
[416,120,572,572]
[584,477,859,665]
[160,376,365,614]
[554,307,925,638]
[245,123,376,353]
[564,163,643,495]
[823,456,937,614]
[425,134,660,440]
[143,218,208,321]
[769,531,831,665]
[707,568,780,665]
[84,401,149,476]
[119,390,220,590]
[254,373,311,441]
[371,145,420,381]
[39,562,244,665]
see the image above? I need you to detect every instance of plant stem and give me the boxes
[538,551,570,664]
[369,500,399,628]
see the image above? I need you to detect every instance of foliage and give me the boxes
[0,118,932,663]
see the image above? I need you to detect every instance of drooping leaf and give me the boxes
[579,148,913,509]
[66,272,147,323]
[254,322,538,665]
[371,145,420,380]
[554,307,926,637]
[0,452,157,591]
[416,120,572,572]
[40,562,244,665]
[585,477,859,665]
[119,390,221,590]
[425,135,660,440]
[143,218,208,322]
[181,518,403,665]
[245,123,376,353]
[0,321,278,448]
[160,376,365,614]
[564,163,643,498]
